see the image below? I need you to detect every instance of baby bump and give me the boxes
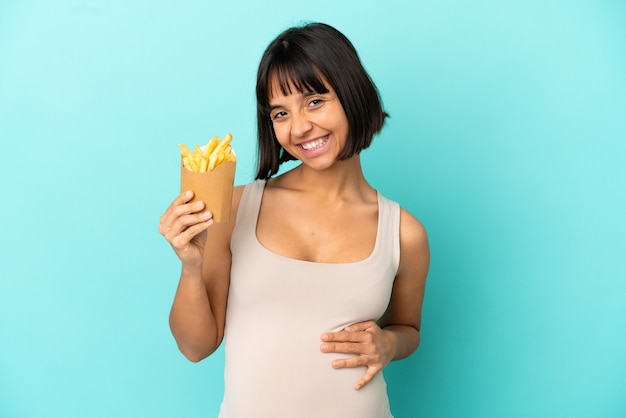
[222,328,391,418]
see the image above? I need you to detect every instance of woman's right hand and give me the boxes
[158,190,214,268]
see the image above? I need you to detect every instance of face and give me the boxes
[268,77,349,172]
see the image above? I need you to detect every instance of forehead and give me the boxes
[267,66,330,101]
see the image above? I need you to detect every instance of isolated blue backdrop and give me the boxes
[1,1,625,417]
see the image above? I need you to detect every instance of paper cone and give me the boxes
[180,160,236,223]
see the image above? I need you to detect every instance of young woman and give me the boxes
[159,22,430,418]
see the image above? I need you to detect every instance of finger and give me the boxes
[159,192,194,231]
[330,354,374,369]
[320,341,375,356]
[160,191,202,228]
[165,210,213,243]
[321,321,377,341]
[321,330,374,344]
[344,320,376,332]
[179,189,194,203]
[170,219,212,250]
[160,191,194,222]
[321,331,356,343]
[321,341,359,354]
[354,366,381,391]
[159,201,207,236]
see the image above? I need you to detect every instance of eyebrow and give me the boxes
[269,91,321,111]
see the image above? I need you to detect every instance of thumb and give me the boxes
[345,320,376,332]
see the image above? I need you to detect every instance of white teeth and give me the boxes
[300,135,328,150]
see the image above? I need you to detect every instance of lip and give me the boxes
[297,134,330,156]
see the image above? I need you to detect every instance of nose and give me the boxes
[290,110,313,138]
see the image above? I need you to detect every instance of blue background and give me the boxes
[1,1,625,417]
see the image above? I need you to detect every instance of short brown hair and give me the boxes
[255,22,387,179]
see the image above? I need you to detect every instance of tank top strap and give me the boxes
[234,180,266,234]
[376,192,401,274]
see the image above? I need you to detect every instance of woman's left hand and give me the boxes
[320,320,396,390]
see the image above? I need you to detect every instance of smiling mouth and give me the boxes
[299,135,329,151]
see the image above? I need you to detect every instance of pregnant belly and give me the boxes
[221,329,391,418]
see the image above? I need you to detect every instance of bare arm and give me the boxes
[377,208,430,360]
[160,186,244,362]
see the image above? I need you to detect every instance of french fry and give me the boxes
[207,153,219,171]
[214,133,232,153]
[203,136,219,157]
[188,155,199,172]
[199,157,208,173]
[179,134,236,173]
[178,144,192,158]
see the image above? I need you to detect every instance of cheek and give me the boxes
[272,123,290,145]
[274,128,287,147]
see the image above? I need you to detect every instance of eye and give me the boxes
[271,111,287,121]
[308,98,324,107]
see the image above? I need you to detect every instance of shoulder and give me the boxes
[398,208,430,277]
[230,181,262,218]
[399,208,428,246]
[228,185,245,223]
[376,193,428,255]
[232,184,246,206]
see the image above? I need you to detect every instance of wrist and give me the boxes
[382,325,419,361]
[382,328,399,362]
[180,264,203,279]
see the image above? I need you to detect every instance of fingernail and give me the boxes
[320,344,328,352]
[332,361,340,368]
[321,334,329,341]
[195,202,204,209]
[203,211,212,218]
[355,384,362,390]
[185,190,192,197]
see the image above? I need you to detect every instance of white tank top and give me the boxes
[219,180,400,418]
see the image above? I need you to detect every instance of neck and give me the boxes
[282,155,371,199]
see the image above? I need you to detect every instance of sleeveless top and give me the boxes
[218,180,400,418]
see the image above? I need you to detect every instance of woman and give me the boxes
[159,22,430,418]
